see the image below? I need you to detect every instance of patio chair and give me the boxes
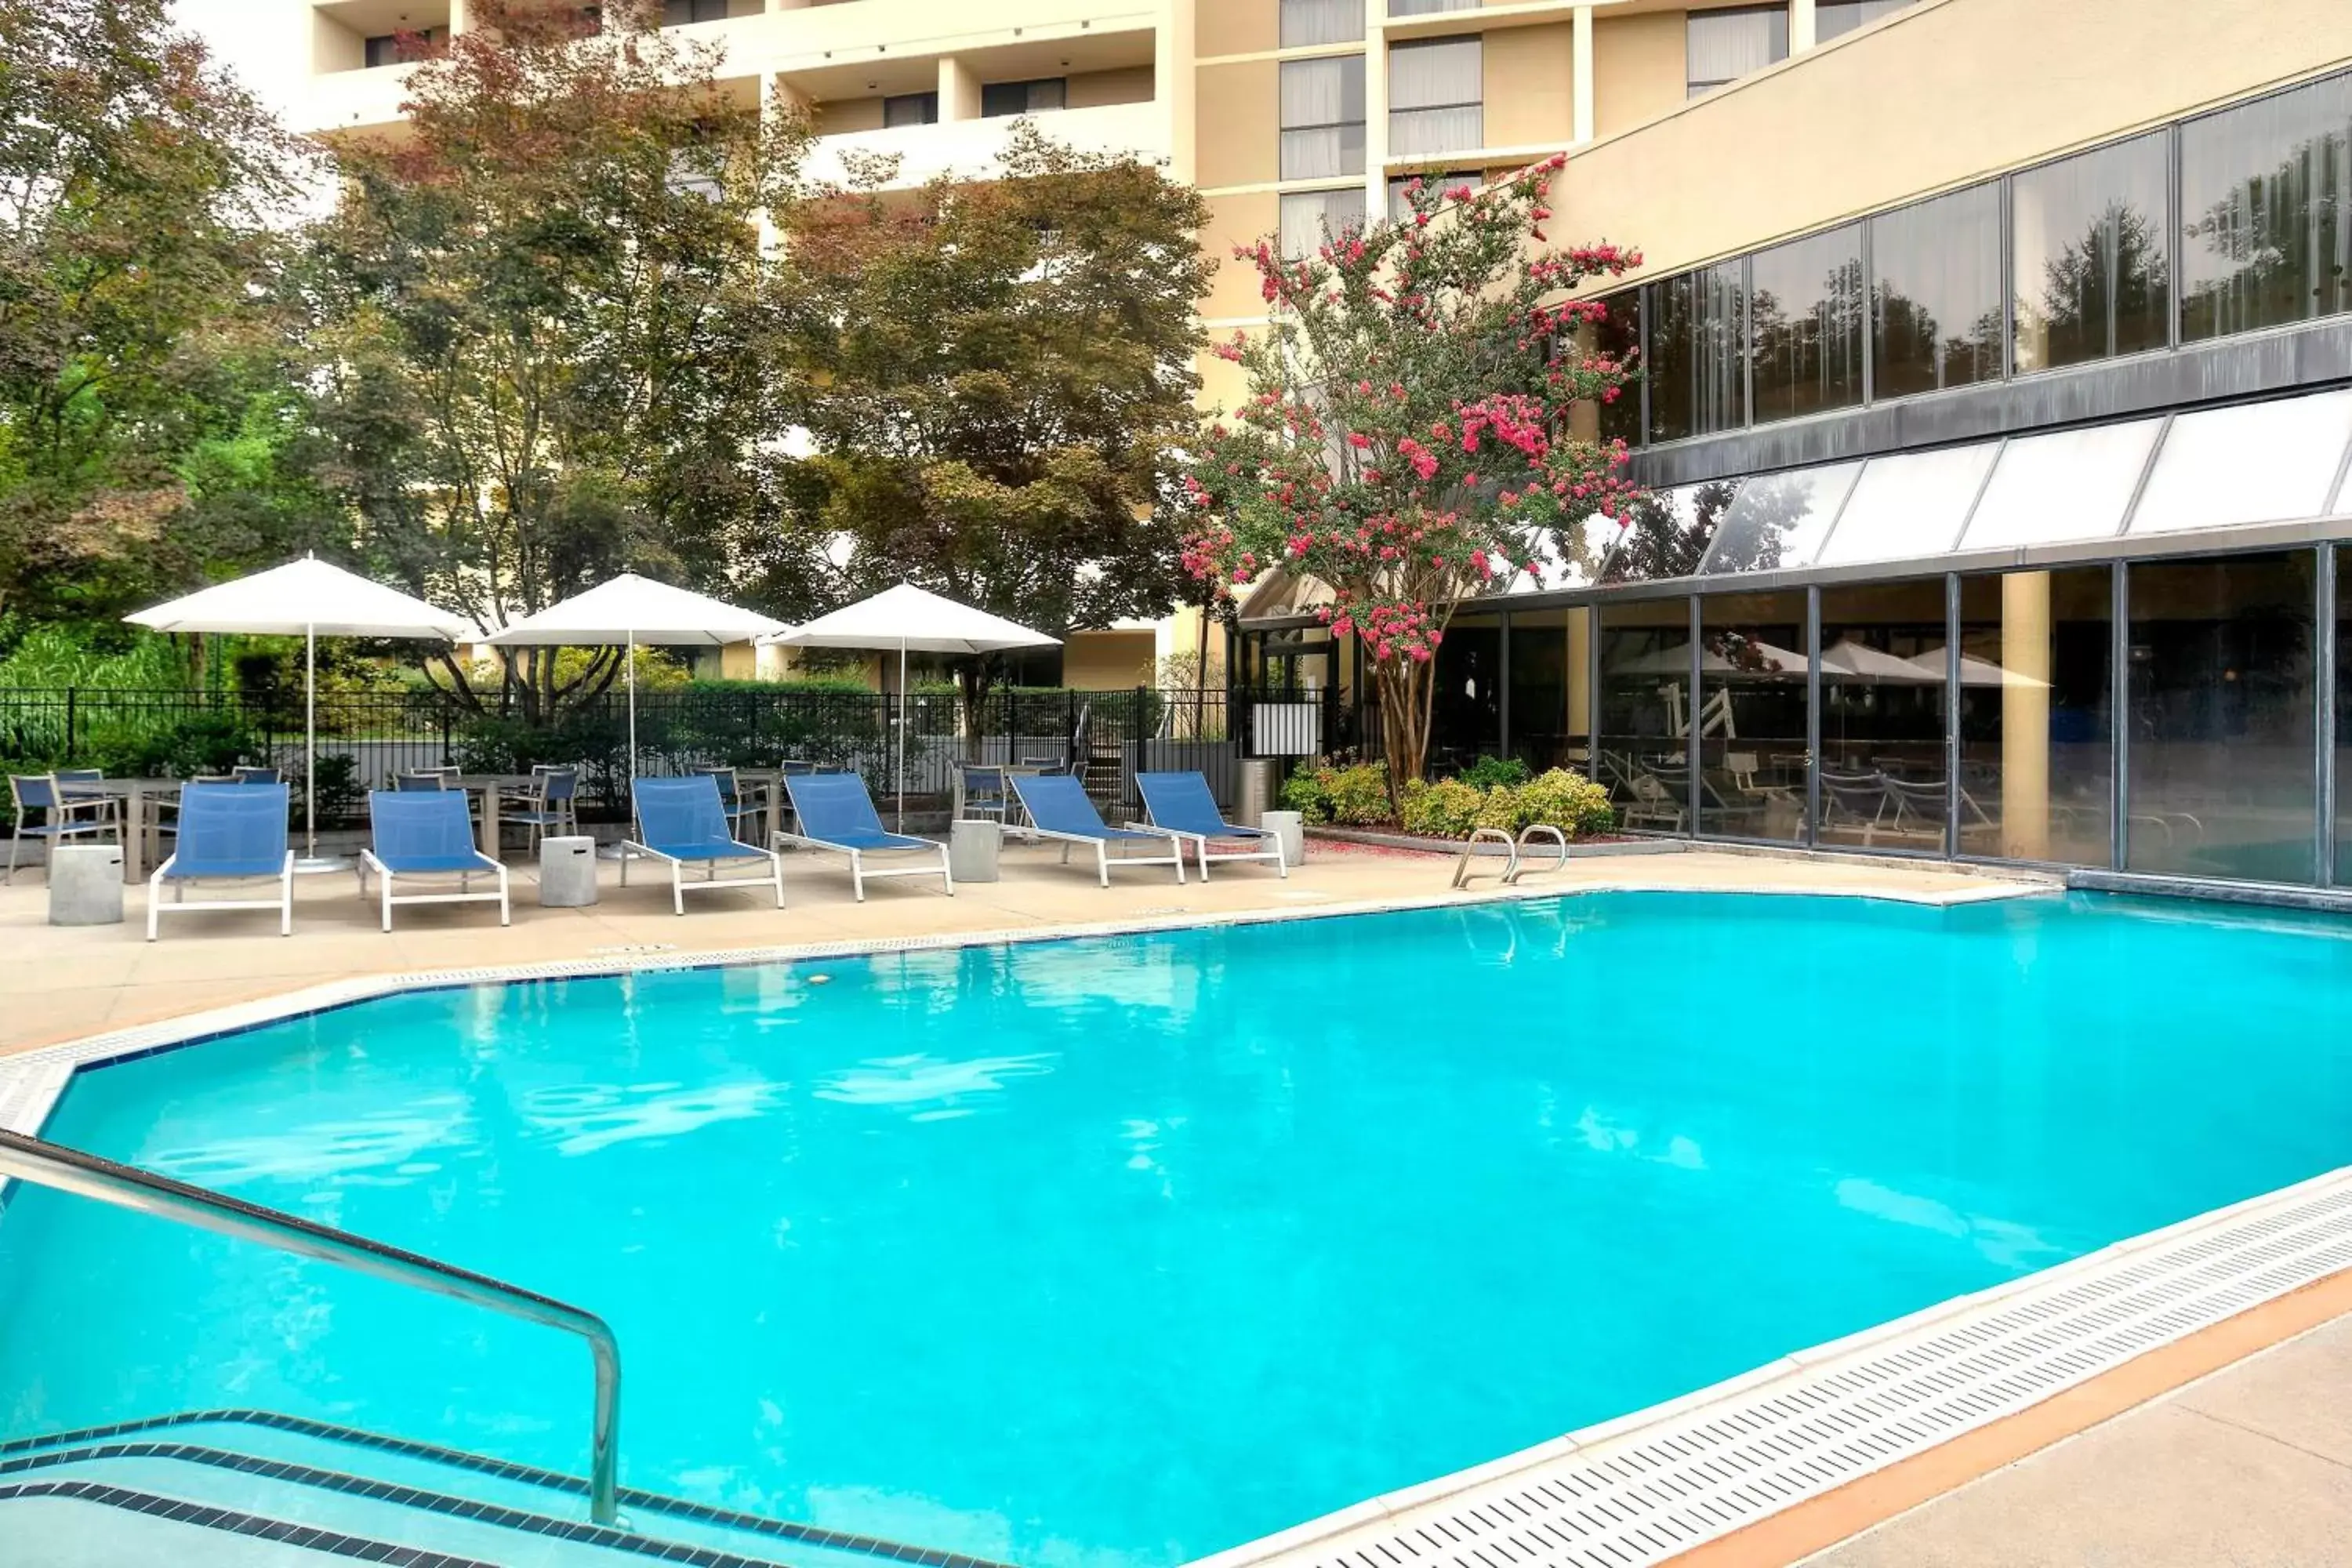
[147,782,295,941]
[506,768,579,854]
[957,763,1011,823]
[1621,767,1687,833]
[773,772,953,902]
[691,765,765,842]
[358,789,510,933]
[623,775,784,916]
[1136,771,1287,880]
[394,771,449,791]
[6,774,118,884]
[1818,770,1895,844]
[1008,771,1185,887]
[231,765,281,785]
[1881,776,1954,848]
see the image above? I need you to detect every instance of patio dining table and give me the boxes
[445,774,547,860]
[58,778,181,884]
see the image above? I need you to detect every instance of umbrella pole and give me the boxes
[305,625,317,860]
[627,631,639,782]
[897,638,907,832]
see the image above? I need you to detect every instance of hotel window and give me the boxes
[1647,263,1747,442]
[362,27,448,67]
[982,78,1068,118]
[1389,38,1483,158]
[884,93,939,129]
[1279,0,1363,47]
[1280,56,1367,180]
[2012,132,2171,373]
[1815,0,1915,42]
[1686,5,1788,98]
[662,0,728,23]
[1871,182,2003,398]
[1748,223,1865,423]
[1280,188,1368,259]
[1591,289,1644,448]
[1386,170,1481,221]
[1389,0,1477,14]
[2179,71,2352,343]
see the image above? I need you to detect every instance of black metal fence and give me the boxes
[0,684,1333,828]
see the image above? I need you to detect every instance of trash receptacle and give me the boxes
[1235,758,1280,829]
[539,835,599,908]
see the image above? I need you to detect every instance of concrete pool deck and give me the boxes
[1,837,2346,1567]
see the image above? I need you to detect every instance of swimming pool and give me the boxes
[2,891,2350,1567]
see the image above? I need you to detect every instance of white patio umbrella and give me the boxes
[1821,638,1943,684]
[1616,639,1807,677]
[483,574,787,779]
[765,583,1061,827]
[127,555,473,866]
[1902,647,2051,689]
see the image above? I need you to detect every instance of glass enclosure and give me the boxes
[2127,390,2352,535]
[1648,263,1747,442]
[2339,550,2352,885]
[2011,132,2172,374]
[1597,599,1694,833]
[1818,580,1950,853]
[1871,183,2004,399]
[2179,71,2352,343]
[1698,462,1862,574]
[1697,592,1809,840]
[1750,225,1866,423]
[1430,610,1503,773]
[1505,608,1578,773]
[1956,568,2114,865]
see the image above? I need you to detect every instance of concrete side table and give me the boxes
[539,835,600,908]
[1262,810,1306,869]
[949,819,1002,884]
[51,843,126,926]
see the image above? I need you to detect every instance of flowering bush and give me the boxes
[1182,161,1643,792]
[1401,777,1486,838]
[1510,768,1617,837]
[1397,767,1614,840]
[1281,761,1392,826]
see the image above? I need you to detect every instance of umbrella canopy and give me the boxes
[768,583,1061,655]
[483,573,786,648]
[125,557,472,863]
[1613,640,1806,678]
[1903,648,2052,689]
[127,556,473,640]
[1822,639,1942,684]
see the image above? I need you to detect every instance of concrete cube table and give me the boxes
[538,836,601,908]
[949,819,1003,884]
[50,843,126,926]
[1262,810,1306,869]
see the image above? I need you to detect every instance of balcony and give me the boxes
[801,99,1167,190]
[300,60,420,135]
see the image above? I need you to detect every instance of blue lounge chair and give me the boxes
[772,772,953,902]
[1007,772,1185,887]
[1137,771,1288,881]
[147,782,295,941]
[6,774,117,884]
[358,790,510,933]
[623,775,784,916]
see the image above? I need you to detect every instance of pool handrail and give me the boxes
[0,1127,623,1526]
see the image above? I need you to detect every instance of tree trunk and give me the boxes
[1370,656,1434,805]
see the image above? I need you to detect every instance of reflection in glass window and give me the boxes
[2126,552,2318,884]
[1686,4,1788,97]
[1280,56,1367,180]
[1698,462,1863,575]
[1591,289,1643,448]
[1817,0,1915,41]
[1389,37,1483,158]
[1957,568,2114,866]
[1599,481,1738,583]
[980,78,1066,117]
[1871,183,2003,398]
[2129,391,2352,535]
[1817,443,1999,566]
[1750,225,1864,424]
[2013,133,2171,373]
[1958,418,2165,550]
[1598,599,1695,833]
[1648,263,1746,442]
[1819,579,1950,853]
[1387,170,1483,221]
[2338,553,2351,884]
[1278,187,1368,258]
[1507,608,1578,773]
[1432,611,1503,772]
[2180,72,2352,343]
[884,93,939,129]
[1280,0,1364,47]
[1698,592,1809,841]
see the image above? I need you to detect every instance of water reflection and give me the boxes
[518,1081,793,1157]
[814,1053,1058,1120]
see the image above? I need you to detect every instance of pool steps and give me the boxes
[0,1410,1000,1568]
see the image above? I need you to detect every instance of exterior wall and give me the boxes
[1197,0,1276,61]
[1481,22,1577,153]
[1069,65,1156,109]
[1591,12,1687,138]
[1064,630,1159,690]
[817,96,887,134]
[1203,191,1278,319]
[1194,59,1279,190]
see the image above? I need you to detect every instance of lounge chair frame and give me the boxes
[147,783,296,942]
[1010,773,1186,887]
[622,778,786,916]
[357,792,510,933]
[1134,771,1288,881]
[769,774,953,903]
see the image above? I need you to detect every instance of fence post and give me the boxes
[64,688,77,761]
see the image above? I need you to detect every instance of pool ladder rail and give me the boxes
[1450,825,1570,890]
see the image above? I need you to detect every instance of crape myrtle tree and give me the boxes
[302,0,806,719]
[764,123,1212,713]
[1178,158,1644,790]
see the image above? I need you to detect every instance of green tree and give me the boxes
[1181,163,1642,787]
[763,124,1213,710]
[0,0,323,620]
[302,0,806,719]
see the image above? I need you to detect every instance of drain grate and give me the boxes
[587,942,681,956]
[1193,1170,2352,1568]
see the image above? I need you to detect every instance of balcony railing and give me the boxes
[803,100,1167,190]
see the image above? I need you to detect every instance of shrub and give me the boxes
[1458,753,1531,793]
[1401,777,1486,838]
[1512,768,1616,837]
[1321,761,1392,826]
[1279,764,1330,822]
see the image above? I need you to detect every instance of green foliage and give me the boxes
[1400,777,1486,838]
[1512,768,1617,837]
[1458,753,1531,792]
[1281,761,1392,826]
[1279,764,1331,822]
[1396,766,1614,840]
[0,625,191,691]
[78,712,260,779]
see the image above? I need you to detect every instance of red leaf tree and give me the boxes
[1181,158,1642,789]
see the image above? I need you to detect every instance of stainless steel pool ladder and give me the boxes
[0,1127,624,1526]
[1450,826,1570,890]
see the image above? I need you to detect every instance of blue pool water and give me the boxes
[3,891,2352,1566]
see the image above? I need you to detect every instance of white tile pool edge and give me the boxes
[1186,1164,2352,1568]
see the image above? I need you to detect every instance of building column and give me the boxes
[2002,571,2053,860]
[1571,5,1596,145]
[1791,0,1819,52]
[1157,0,1196,185]
[1362,9,1389,218]
[1566,608,1592,746]
[939,56,981,122]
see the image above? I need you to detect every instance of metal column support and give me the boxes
[2319,543,2337,887]
[2111,561,2131,873]
[1689,594,1704,837]
[1945,573,1962,858]
[1497,610,1513,763]
[1806,586,1823,848]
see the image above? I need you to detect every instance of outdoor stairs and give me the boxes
[1,1410,997,1568]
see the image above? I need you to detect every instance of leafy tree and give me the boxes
[1180,162,1642,787]
[301,0,806,719]
[0,0,323,620]
[764,123,1213,710]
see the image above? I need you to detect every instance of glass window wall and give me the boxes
[1750,225,1866,423]
[1280,56,1367,180]
[1598,599,1695,833]
[1280,0,1364,47]
[2339,550,2352,884]
[1958,417,2165,550]
[1871,183,2004,398]
[2128,391,2352,535]
[2125,551,2318,884]
[1698,592,1810,840]
[1817,0,1915,41]
[1599,481,1738,584]
[883,93,939,129]
[1819,580,1950,852]
[2180,71,2352,343]
[1686,4,1788,97]
[1956,569,2114,865]
[1505,608,1579,772]
[1817,442,1998,566]
[1697,461,1863,574]
[1431,610,1504,774]
[1389,37,1483,158]
[2013,132,2172,374]
[1592,289,1644,447]
[1648,263,1747,442]
[1387,170,1483,221]
[1279,187,1368,258]
[981,78,1066,117]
